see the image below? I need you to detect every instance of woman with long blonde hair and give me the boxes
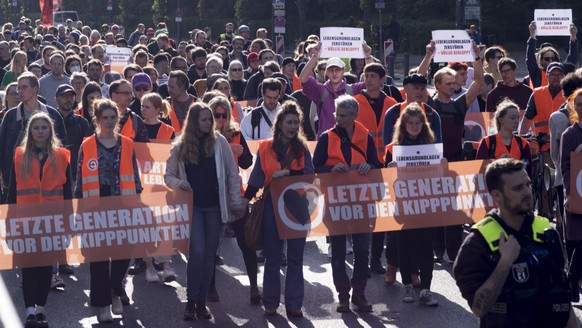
[7,112,72,328]
[165,102,244,321]
[1,50,27,88]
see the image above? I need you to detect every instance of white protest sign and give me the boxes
[535,9,572,36]
[392,143,443,167]
[105,47,133,74]
[320,27,365,59]
[431,30,475,63]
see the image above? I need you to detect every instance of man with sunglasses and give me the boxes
[526,21,578,88]
[483,47,505,84]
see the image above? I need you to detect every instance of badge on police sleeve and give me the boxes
[512,263,529,283]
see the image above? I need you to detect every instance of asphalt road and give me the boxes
[2,233,582,328]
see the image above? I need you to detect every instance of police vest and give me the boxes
[80,135,137,198]
[353,93,397,161]
[472,215,571,328]
[258,139,304,187]
[14,147,70,203]
[532,86,565,151]
[324,121,369,167]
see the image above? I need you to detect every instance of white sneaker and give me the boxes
[145,268,160,283]
[97,306,113,322]
[162,268,177,282]
[402,285,415,303]
[419,289,439,306]
[50,274,65,289]
[111,296,123,315]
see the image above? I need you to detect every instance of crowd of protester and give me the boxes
[0,14,581,327]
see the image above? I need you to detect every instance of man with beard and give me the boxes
[187,47,208,84]
[454,158,577,328]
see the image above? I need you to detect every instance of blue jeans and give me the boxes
[262,197,306,311]
[330,233,370,301]
[187,207,223,302]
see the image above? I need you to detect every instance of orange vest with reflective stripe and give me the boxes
[14,147,70,203]
[532,86,565,151]
[156,122,175,140]
[324,121,369,167]
[170,98,195,134]
[484,133,529,160]
[80,135,137,198]
[258,139,304,187]
[354,93,397,161]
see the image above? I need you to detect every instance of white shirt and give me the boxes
[240,103,281,140]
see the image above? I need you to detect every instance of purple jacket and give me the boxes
[301,76,364,137]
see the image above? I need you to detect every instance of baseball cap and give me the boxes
[147,28,155,35]
[55,84,76,97]
[238,25,250,33]
[326,57,345,69]
[282,57,296,67]
[132,73,152,88]
[546,62,564,73]
[247,52,259,65]
[403,74,428,86]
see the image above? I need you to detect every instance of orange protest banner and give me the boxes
[0,191,192,270]
[134,142,172,193]
[464,112,495,142]
[269,160,494,239]
[569,152,582,214]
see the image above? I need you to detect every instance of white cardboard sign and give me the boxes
[320,27,365,59]
[392,143,443,167]
[535,9,572,36]
[431,30,475,63]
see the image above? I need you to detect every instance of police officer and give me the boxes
[453,158,577,328]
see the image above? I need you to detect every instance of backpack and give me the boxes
[250,107,272,139]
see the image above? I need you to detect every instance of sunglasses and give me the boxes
[134,86,149,92]
[214,112,227,119]
[543,57,557,62]
[230,68,242,72]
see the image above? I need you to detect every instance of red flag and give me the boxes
[39,0,53,25]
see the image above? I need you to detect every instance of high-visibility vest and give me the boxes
[258,139,304,187]
[80,134,137,198]
[532,86,565,151]
[473,214,549,251]
[14,147,70,203]
[324,121,369,167]
[155,122,175,140]
[529,71,549,89]
[483,133,529,161]
[170,97,195,134]
[292,74,301,92]
[120,112,138,140]
[353,93,397,161]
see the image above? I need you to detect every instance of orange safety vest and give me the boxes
[529,70,549,89]
[483,133,529,160]
[354,93,397,161]
[14,147,70,203]
[156,122,175,140]
[324,121,369,167]
[532,86,565,151]
[120,112,136,140]
[292,74,301,92]
[80,135,137,198]
[258,139,304,187]
[170,97,195,134]
[231,99,242,124]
